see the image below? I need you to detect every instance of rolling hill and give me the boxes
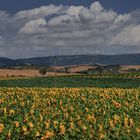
[0,53,140,67]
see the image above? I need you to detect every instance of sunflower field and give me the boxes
[0,87,140,139]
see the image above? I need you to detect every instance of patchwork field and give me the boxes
[0,69,39,77]
[0,87,140,139]
[0,69,76,77]
[0,65,140,77]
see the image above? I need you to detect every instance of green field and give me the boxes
[0,75,140,88]
[0,74,140,139]
[0,87,140,139]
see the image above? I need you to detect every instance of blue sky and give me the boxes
[0,0,140,58]
[0,0,140,14]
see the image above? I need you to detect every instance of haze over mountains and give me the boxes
[0,54,140,67]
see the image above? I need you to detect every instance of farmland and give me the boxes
[1,0,140,139]
[0,87,140,139]
[0,74,140,139]
[0,75,140,88]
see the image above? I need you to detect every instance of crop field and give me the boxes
[0,87,140,139]
[0,75,140,139]
[0,76,140,88]
[0,88,140,139]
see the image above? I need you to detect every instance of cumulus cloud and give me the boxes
[111,25,140,46]
[90,1,104,13]
[0,10,9,19]
[19,18,47,34]
[15,4,65,19]
[48,15,73,26]
[0,2,140,58]
[67,6,84,17]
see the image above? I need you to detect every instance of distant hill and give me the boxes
[0,54,140,67]
[0,57,21,67]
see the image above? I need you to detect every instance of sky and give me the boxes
[0,0,140,58]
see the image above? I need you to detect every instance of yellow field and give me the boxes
[0,88,140,139]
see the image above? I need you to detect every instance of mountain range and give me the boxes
[0,53,140,67]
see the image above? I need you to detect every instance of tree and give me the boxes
[39,67,47,76]
[95,66,103,74]
[64,67,69,73]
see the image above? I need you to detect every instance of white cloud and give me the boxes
[67,6,84,17]
[111,25,140,46]
[19,18,47,34]
[49,30,92,39]
[79,6,117,24]
[114,13,131,24]
[0,10,9,18]
[0,2,140,58]
[15,4,65,19]
[90,1,104,13]
[48,15,72,26]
